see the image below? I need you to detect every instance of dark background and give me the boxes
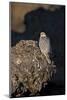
[11,6,65,96]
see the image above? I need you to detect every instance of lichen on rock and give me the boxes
[10,40,56,97]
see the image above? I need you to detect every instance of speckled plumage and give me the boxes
[39,32,51,64]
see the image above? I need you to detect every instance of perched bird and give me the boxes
[39,32,51,64]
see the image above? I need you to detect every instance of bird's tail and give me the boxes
[45,54,51,64]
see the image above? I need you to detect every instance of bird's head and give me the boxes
[40,32,47,37]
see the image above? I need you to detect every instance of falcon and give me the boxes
[39,32,51,64]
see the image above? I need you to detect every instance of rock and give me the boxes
[10,40,56,97]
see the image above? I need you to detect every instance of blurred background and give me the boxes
[10,2,65,96]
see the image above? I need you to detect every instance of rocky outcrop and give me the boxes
[10,40,56,97]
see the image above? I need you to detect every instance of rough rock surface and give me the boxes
[10,40,56,97]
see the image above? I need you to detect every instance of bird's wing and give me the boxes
[39,37,51,54]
